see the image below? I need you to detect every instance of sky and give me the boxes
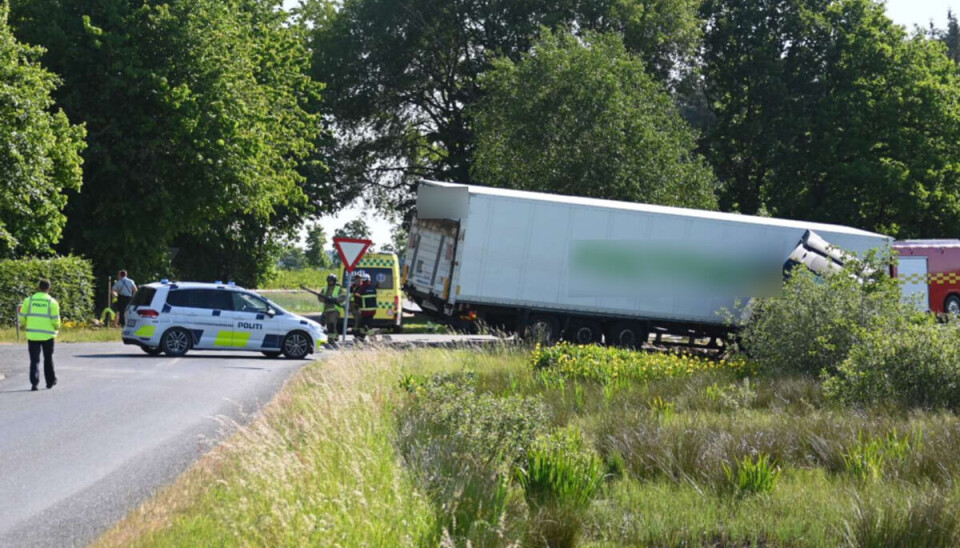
[291,0,956,249]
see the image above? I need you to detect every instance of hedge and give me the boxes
[0,256,95,326]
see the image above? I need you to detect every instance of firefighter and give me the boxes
[352,272,378,341]
[18,279,60,391]
[319,274,345,342]
[301,276,345,344]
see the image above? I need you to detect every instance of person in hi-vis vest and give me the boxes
[18,279,60,391]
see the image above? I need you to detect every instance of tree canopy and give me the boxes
[305,0,704,218]
[0,4,84,259]
[472,30,716,210]
[334,218,371,240]
[10,0,324,285]
[702,0,960,237]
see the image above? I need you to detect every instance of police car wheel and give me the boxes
[141,345,163,356]
[282,331,311,359]
[161,327,191,357]
[262,351,282,359]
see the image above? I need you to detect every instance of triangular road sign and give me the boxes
[333,237,373,272]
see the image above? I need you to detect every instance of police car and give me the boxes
[121,281,327,358]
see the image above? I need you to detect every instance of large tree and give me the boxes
[304,0,703,218]
[702,0,960,238]
[472,30,716,210]
[10,0,325,285]
[0,4,84,258]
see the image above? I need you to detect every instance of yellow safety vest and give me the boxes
[19,292,61,341]
[320,284,344,315]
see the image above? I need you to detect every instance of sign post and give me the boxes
[333,237,373,343]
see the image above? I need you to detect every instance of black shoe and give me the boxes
[31,386,38,391]
[47,380,57,389]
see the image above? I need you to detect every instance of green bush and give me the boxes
[738,253,914,376]
[841,430,920,482]
[517,426,605,510]
[396,372,547,544]
[0,256,94,326]
[722,453,781,496]
[825,322,960,410]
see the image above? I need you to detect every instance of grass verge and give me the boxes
[96,345,960,547]
[0,326,120,344]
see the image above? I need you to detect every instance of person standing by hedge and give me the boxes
[18,279,60,391]
[112,270,137,327]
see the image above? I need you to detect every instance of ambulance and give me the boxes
[339,252,404,332]
[122,281,327,358]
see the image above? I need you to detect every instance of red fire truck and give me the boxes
[893,240,960,314]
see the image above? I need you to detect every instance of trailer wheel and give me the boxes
[947,295,960,315]
[567,318,603,345]
[524,315,559,345]
[608,322,647,349]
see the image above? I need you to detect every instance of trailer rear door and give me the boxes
[405,218,460,302]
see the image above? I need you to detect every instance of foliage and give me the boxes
[826,322,960,410]
[737,254,913,376]
[333,217,370,240]
[532,342,752,385]
[396,371,547,544]
[305,0,704,218]
[517,426,605,548]
[722,453,781,496]
[472,30,716,210]
[702,0,960,240]
[704,379,758,411]
[276,244,307,271]
[380,223,407,256]
[259,268,336,289]
[841,430,919,482]
[303,223,330,268]
[930,10,960,64]
[0,256,94,326]
[10,0,324,286]
[0,5,85,259]
[517,426,605,511]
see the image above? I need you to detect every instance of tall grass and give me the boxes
[95,345,960,548]
[94,352,434,547]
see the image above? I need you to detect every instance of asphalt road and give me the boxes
[0,342,313,548]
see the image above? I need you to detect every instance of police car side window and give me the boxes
[167,289,233,310]
[204,290,234,311]
[166,290,193,308]
[232,292,268,313]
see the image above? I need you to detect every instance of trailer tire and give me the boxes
[947,295,960,316]
[608,322,647,349]
[566,318,603,345]
[524,315,559,345]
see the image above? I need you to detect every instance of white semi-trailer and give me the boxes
[402,180,890,346]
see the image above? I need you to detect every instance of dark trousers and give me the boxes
[28,339,56,388]
[115,295,131,326]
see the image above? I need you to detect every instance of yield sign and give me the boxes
[333,237,372,272]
